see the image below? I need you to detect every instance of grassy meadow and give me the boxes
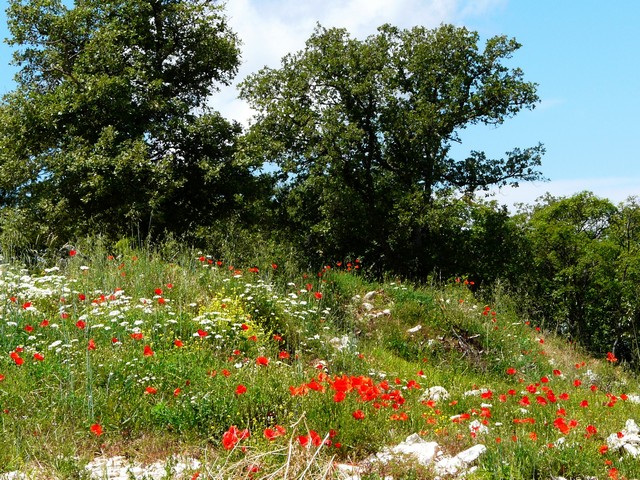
[0,241,639,479]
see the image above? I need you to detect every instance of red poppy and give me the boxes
[289,385,309,396]
[76,320,86,329]
[333,391,346,403]
[130,332,143,340]
[506,368,517,375]
[235,384,247,395]
[314,292,323,299]
[154,288,163,295]
[90,423,103,436]
[256,356,269,367]
[221,369,231,377]
[40,319,49,327]
[88,339,96,351]
[240,323,249,331]
[197,329,208,338]
[10,352,24,365]
[352,410,365,420]
[307,380,325,392]
[264,426,286,441]
[278,351,290,359]
[143,345,154,357]
[69,250,77,257]
[33,353,44,361]
[222,425,250,450]
[173,388,181,397]
[174,339,184,347]
[145,386,157,395]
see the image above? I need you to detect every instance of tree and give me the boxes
[239,23,544,274]
[517,192,640,367]
[0,0,263,245]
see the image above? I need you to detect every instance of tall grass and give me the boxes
[0,242,638,478]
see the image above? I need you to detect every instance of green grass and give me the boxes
[0,245,638,479]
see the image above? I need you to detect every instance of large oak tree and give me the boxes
[0,0,263,245]
[240,24,545,273]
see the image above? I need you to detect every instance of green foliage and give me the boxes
[516,192,640,365]
[0,0,267,248]
[240,23,544,275]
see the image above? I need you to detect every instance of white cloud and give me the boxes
[213,0,509,124]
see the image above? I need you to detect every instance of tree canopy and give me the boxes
[239,24,545,273]
[0,0,265,244]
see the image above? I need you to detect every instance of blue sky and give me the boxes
[1,0,638,208]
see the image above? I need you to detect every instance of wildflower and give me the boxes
[173,388,181,397]
[314,292,323,299]
[240,323,249,331]
[580,400,589,408]
[174,339,184,347]
[197,329,208,338]
[145,386,157,395]
[599,445,609,454]
[235,384,247,395]
[24,325,34,333]
[606,352,618,363]
[278,351,290,359]
[256,356,269,367]
[329,390,345,403]
[33,353,44,361]
[506,368,517,375]
[69,250,77,256]
[76,320,86,329]
[90,423,103,436]
[264,425,286,441]
[221,369,231,377]
[222,425,250,450]
[573,379,582,387]
[143,345,154,357]
[352,410,366,420]
[130,333,143,341]
[10,352,24,366]
[88,339,96,351]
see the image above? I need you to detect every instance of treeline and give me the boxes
[0,1,638,365]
